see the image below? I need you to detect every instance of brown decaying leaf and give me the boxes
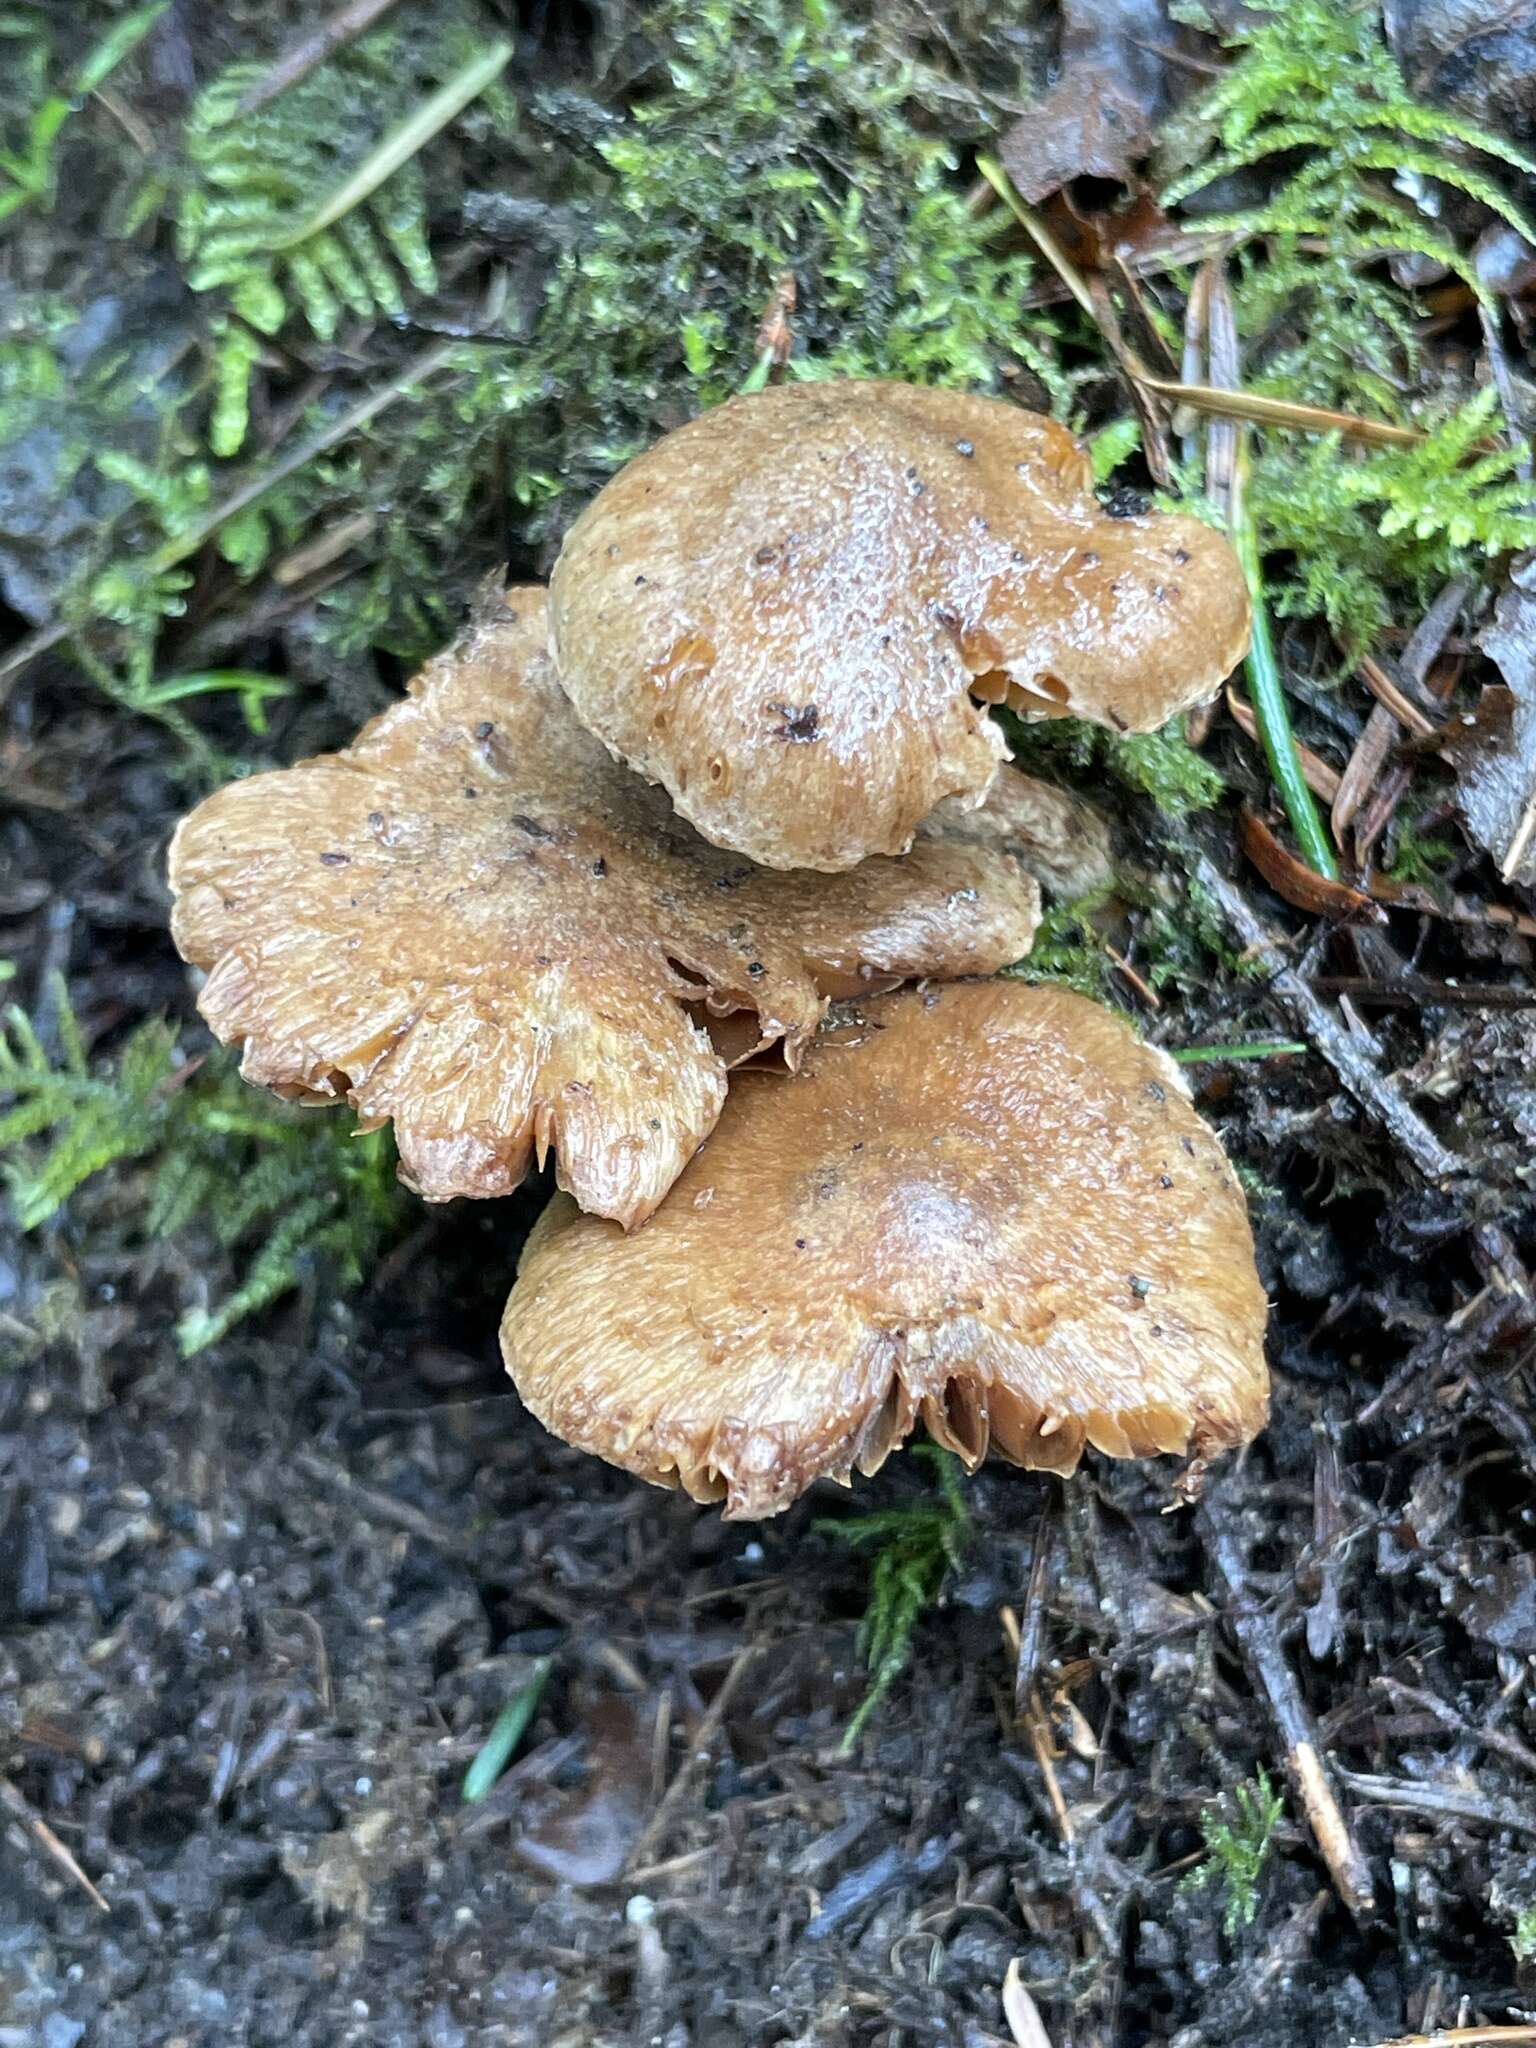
[502,981,1269,1520]
[1238,808,1385,922]
[1445,556,1536,885]
[168,588,1048,1229]
[998,0,1200,204]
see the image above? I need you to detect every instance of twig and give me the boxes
[1025,1690,1074,1845]
[1226,688,1341,803]
[293,1449,466,1551]
[1358,655,1439,739]
[1361,2033,1536,2048]
[1200,1501,1376,1919]
[1373,1676,1536,1776]
[236,0,405,116]
[1336,1768,1536,1837]
[1,1776,109,1913]
[270,39,514,252]
[624,1643,758,1873]
[974,159,1426,449]
[1011,1495,1060,1721]
[1188,853,1465,1184]
[1333,704,1401,845]
[1311,976,1536,1011]
[0,337,462,707]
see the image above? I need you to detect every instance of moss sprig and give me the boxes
[1,977,405,1355]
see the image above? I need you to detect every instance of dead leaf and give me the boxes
[999,0,1205,203]
[1444,556,1536,884]
[1386,0,1536,151]
[1238,808,1385,922]
[514,1693,650,1886]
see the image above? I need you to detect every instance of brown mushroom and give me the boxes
[549,379,1250,871]
[501,980,1269,1518]
[168,587,1048,1229]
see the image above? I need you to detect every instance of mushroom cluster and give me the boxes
[169,379,1269,1517]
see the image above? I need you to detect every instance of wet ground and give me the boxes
[8,686,1536,2046]
[9,3,1536,2044]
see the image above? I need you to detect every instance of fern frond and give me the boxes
[176,20,510,454]
[1,981,406,1350]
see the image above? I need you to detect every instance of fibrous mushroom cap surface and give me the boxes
[169,589,1044,1227]
[550,380,1251,870]
[502,980,1270,1516]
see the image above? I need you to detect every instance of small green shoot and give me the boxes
[1180,1766,1286,1937]
[1512,1902,1536,1966]
[132,670,291,738]
[819,1445,971,1749]
[462,1658,552,1803]
[1171,1041,1308,1064]
[1232,438,1339,880]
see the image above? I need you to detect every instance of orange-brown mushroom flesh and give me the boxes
[501,981,1270,1518]
[169,590,1046,1228]
[549,380,1250,871]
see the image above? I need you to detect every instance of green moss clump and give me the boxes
[486,0,1063,526]
[1002,711,1225,821]
[817,1444,971,1747]
[1180,1767,1285,1937]
[1005,893,1115,1001]
[0,978,405,1355]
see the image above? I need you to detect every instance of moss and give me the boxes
[817,1444,971,1747]
[1002,711,1225,821]
[1180,1766,1285,1937]
[0,978,406,1354]
[19,0,1063,692]
[1158,0,1536,661]
[1005,893,1115,1001]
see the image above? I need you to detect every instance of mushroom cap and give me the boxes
[549,379,1250,871]
[501,981,1269,1518]
[168,588,1045,1229]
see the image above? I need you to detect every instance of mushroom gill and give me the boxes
[168,587,1048,1230]
[549,379,1250,871]
[501,981,1269,1518]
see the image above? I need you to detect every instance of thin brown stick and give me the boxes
[0,337,461,708]
[1226,688,1341,803]
[1188,852,1465,1184]
[1201,1504,1375,1919]
[1025,1690,1074,1846]
[624,1643,758,1873]
[1336,1768,1536,1837]
[983,159,1448,455]
[1,1776,109,1913]
[1332,704,1401,843]
[1373,1676,1536,1776]
[1361,2029,1536,2047]
[236,0,404,116]
[1358,655,1439,739]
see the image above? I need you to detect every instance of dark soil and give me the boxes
[9,6,1536,2048]
[9,704,1536,2047]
